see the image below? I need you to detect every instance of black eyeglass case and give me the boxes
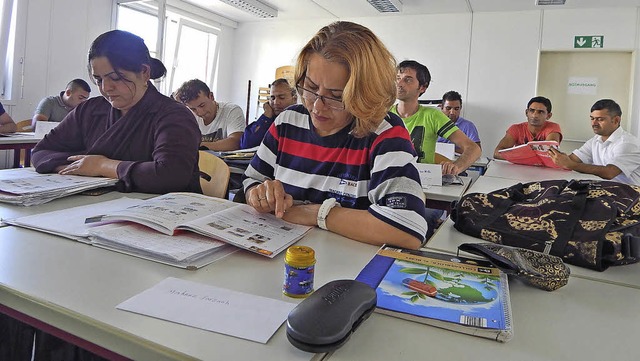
[286,279,377,353]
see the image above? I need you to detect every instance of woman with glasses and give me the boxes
[32,30,201,194]
[242,21,427,249]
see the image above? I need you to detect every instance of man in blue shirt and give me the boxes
[437,90,481,153]
[240,78,297,149]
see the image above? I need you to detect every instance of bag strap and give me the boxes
[548,180,609,255]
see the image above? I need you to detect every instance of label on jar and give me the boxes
[283,263,314,297]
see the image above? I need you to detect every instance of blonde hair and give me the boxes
[294,21,397,137]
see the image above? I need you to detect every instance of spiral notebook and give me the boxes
[356,245,513,342]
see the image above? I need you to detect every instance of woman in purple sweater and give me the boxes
[32,30,201,194]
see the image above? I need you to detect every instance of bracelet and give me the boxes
[317,198,339,230]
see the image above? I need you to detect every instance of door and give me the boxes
[537,51,633,152]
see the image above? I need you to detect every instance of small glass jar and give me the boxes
[283,246,316,298]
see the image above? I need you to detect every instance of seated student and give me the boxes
[0,101,17,133]
[494,96,562,159]
[549,99,640,184]
[176,79,245,151]
[32,30,201,194]
[31,79,91,129]
[242,21,427,249]
[392,60,481,175]
[437,90,481,153]
[240,78,297,149]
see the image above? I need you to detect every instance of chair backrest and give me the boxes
[16,119,33,132]
[198,150,231,198]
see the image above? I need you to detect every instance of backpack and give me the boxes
[450,179,640,271]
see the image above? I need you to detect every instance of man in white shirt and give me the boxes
[549,99,640,185]
[176,79,245,151]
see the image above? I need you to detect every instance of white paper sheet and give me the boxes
[415,163,443,187]
[435,142,455,160]
[117,277,296,343]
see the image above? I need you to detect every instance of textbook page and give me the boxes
[183,205,312,258]
[117,277,296,343]
[95,193,237,235]
[5,197,144,242]
[89,223,236,269]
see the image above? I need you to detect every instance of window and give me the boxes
[0,0,17,98]
[115,2,221,95]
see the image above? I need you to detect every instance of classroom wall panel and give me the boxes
[465,11,542,157]
[230,13,472,122]
[230,18,330,122]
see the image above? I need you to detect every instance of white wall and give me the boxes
[229,8,640,157]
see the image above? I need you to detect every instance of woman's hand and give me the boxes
[58,155,119,178]
[246,179,294,218]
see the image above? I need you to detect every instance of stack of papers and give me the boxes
[0,168,118,206]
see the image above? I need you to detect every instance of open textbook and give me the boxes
[356,245,513,342]
[86,192,312,259]
[498,140,565,169]
[5,197,236,269]
[0,167,118,206]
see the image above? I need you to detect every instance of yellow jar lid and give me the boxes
[285,246,316,267]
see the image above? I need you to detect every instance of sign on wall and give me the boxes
[567,77,598,95]
[574,35,604,48]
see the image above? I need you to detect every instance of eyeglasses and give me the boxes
[296,85,345,111]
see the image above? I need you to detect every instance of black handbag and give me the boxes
[458,243,570,291]
[451,179,640,271]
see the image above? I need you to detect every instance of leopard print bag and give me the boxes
[450,179,640,271]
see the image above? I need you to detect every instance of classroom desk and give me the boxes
[484,160,600,181]
[328,276,640,361]
[0,223,379,361]
[467,156,491,175]
[0,132,41,168]
[424,176,472,211]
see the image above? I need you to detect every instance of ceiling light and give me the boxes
[535,0,566,5]
[367,0,402,13]
[218,0,278,18]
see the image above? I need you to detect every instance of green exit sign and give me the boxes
[574,35,604,48]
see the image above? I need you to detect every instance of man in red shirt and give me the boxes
[493,96,562,159]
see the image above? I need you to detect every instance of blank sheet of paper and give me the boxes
[116,277,296,343]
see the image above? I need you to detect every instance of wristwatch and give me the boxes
[317,198,340,230]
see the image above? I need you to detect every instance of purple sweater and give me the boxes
[32,84,202,194]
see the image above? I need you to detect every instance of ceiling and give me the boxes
[180,0,640,24]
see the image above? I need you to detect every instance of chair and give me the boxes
[16,119,33,132]
[198,151,230,198]
[434,152,452,164]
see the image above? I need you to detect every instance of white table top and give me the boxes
[329,275,640,361]
[0,132,41,145]
[0,224,378,361]
[485,160,600,181]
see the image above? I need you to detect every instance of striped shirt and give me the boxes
[243,105,428,242]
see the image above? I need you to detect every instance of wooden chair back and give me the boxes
[198,151,230,199]
[16,119,33,132]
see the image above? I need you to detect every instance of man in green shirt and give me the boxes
[392,60,480,175]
